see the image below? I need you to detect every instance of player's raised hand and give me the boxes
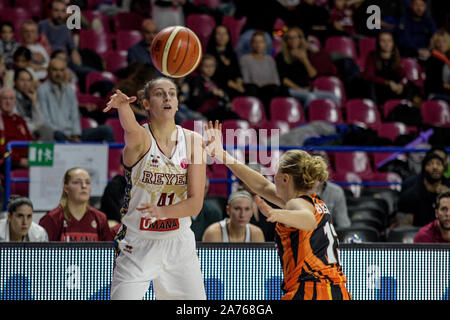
[103,89,137,113]
[254,195,277,223]
[203,120,225,163]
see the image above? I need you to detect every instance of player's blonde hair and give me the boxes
[278,150,329,191]
[59,167,90,221]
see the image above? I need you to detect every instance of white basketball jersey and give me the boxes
[121,124,191,239]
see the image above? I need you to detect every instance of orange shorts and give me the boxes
[282,281,352,300]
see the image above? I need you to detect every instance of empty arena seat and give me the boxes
[222,15,247,49]
[401,57,425,90]
[194,0,221,7]
[80,117,98,129]
[101,50,128,73]
[312,76,346,106]
[357,36,376,70]
[231,96,267,127]
[15,0,44,20]
[79,29,112,54]
[325,36,358,60]
[108,148,123,179]
[380,99,413,119]
[77,92,104,111]
[421,100,450,127]
[180,119,207,133]
[85,71,117,93]
[269,97,306,128]
[257,120,290,137]
[377,122,407,142]
[10,169,29,197]
[115,30,143,51]
[308,98,343,124]
[345,98,381,130]
[105,117,124,143]
[112,11,144,31]
[334,151,374,180]
[335,225,380,242]
[386,226,420,243]
[332,171,363,198]
[186,14,217,51]
[82,9,111,33]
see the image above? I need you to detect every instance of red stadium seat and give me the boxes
[221,119,257,147]
[380,99,412,119]
[401,57,425,90]
[194,0,221,7]
[82,10,111,33]
[377,122,407,142]
[421,100,450,127]
[101,50,128,73]
[325,36,358,60]
[108,148,123,179]
[207,163,228,197]
[115,30,143,51]
[77,93,104,111]
[312,76,346,106]
[269,97,306,128]
[80,117,99,129]
[85,71,117,93]
[10,169,29,197]
[257,120,290,137]
[186,14,217,52]
[112,12,144,31]
[180,119,207,133]
[105,118,124,143]
[15,0,44,20]
[222,15,246,49]
[79,29,112,54]
[331,171,362,198]
[357,37,376,71]
[231,96,267,127]
[372,172,402,191]
[0,0,10,11]
[334,151,374,181]
[345,98,381,130]
[308,98,343,124]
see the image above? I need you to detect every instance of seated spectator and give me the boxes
[363,31,412,106]
[39,167,114,241]
[425,29,450,103]
[127,19,161,77]
[202,190,265,242]
[240,31,287,117]
[0,22,20,70]
[286,0,330,45]
[206,25,246,99]
[328,0,356,36]
[14,68,54,141]
[190,178,223,241]
[275,27,340,111]
[234,0,289,57]
[37,58,114,142]
[396,0,437,58]
[185,54,239,121]
[19,20,50,81]
[0,88,34,170]
[0,195,48,242]
[3,46,39,88]
[414,191,450,243]
[397,152,450,227]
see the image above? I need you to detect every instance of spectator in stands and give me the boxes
[397,152,450,227]
[202,190,265,242]
[39,167,114,241]
[0,22,20,70]
[185,54,239,121]
[363,30,411,105]
[414,191,450,243]
[38,0,82,66]
[127,19,161,76]
[275,27,340,111]
[37,58,114,142]
[0,88,34,170]
[14,68,54,141]
[3,46,39,88]
[152,0,186,30]
[286,0,330,45]
[0,56,7,87]
[396,0,437,58]
[19,20,50,81]
[191,177,223,241]
[234,0,289,57]
[240,31,286,117]
[328,0,356,36]
[0,195,48,242]
[424,29,450,103]
[206,25,246,99]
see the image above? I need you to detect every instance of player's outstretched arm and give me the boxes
[204,120,285,209]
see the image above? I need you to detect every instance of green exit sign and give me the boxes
[28,143,54,166]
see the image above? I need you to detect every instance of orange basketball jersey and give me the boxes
[275,193,350,300]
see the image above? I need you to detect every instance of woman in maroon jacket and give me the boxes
[39,167,114,241]
[363,31,412,106]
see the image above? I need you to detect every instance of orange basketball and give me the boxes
[150,26,202,78]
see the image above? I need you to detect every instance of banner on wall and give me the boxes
[28,143,109,211]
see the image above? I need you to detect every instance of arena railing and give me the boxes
[3,141,449,211]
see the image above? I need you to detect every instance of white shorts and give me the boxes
[110,225,206,300]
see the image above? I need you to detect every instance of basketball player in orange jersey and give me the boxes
[204,121,351,300]
[103,77,207,300]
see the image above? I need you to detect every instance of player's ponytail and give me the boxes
[279,150,328,191]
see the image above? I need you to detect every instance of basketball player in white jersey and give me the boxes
[202,190,265,242]
[103,77,207,300]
